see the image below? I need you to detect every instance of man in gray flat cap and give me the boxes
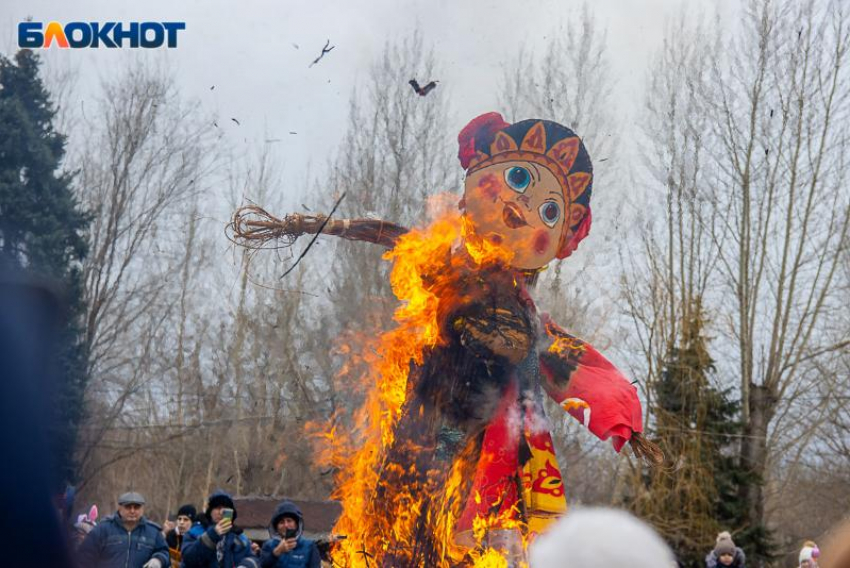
[77,491,171,568]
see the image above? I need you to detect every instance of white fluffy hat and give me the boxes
[528,507,675,568]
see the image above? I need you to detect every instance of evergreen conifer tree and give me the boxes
[629,299,766,566]
[0,49,89,486]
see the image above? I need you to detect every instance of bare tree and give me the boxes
[79,61,217,376]
[74,141,329,514]
[621,8,721,422]
[705,1,850,547]
[73,33,460,516]
[499,5,617,169]
[308,30,457,418]
[622,1,850,563]
[617,14,734,561]
[74,60,218,487]
[141,50,454,500]
[497,4,625,340]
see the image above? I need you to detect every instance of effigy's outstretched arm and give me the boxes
[537,317,663,465]
[229,205,409,249]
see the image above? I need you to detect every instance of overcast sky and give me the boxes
[3,0,739,202]
[0,0,749,376]
[0,0,742,331]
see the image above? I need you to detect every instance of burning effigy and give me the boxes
[230,112,662,567]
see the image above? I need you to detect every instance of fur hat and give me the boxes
[205,490,236,520]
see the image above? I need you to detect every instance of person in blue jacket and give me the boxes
[181,490,258,568]
[259,500,320,568]
[77,491,171,568]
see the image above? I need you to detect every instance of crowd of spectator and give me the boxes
[73,490,320,568]
[69,489,848,568]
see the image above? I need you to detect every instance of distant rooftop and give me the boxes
[233,496,341,542]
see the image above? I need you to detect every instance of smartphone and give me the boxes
[284,528,297,539]
[222,508,233,522]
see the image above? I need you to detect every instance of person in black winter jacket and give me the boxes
[165,504,199,567]
[259,500,320,568]
[181,490,258,568]
[165,504,198,551]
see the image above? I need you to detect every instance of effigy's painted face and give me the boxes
[463,160,566,270]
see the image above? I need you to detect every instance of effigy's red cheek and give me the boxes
[477,173,501,201]
[532,229,550,255]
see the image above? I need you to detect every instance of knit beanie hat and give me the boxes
[715,536,736,557]
[177,504,197,521]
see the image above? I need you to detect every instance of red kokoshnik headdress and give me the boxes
[458,112,593,259]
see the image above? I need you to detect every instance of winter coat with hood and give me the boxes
[705,547,746,568]
[259,501,320,568]
[77,512,171,568]
[180,490,258,568]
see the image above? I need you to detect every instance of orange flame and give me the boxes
[312,202,529,567]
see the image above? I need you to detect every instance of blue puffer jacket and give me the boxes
[259,501,320,568]
[181,490,258,568]
[77,513,171,568]
[181,523,258,568]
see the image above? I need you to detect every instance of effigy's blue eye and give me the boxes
[539,201,561,227]
[504,166,531,192]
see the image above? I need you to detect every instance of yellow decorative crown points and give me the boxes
[520,121,548,153]
[546,137,580,173]
[491,131,518,155]
[567,172,592,200]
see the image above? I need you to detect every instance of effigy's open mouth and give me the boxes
[502,202,528,229]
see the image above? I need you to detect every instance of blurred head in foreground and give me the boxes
[819,521,850,568]
[529,508,675,568]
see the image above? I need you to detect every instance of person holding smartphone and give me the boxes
[181,490,258,568]
[259,500,320,568]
